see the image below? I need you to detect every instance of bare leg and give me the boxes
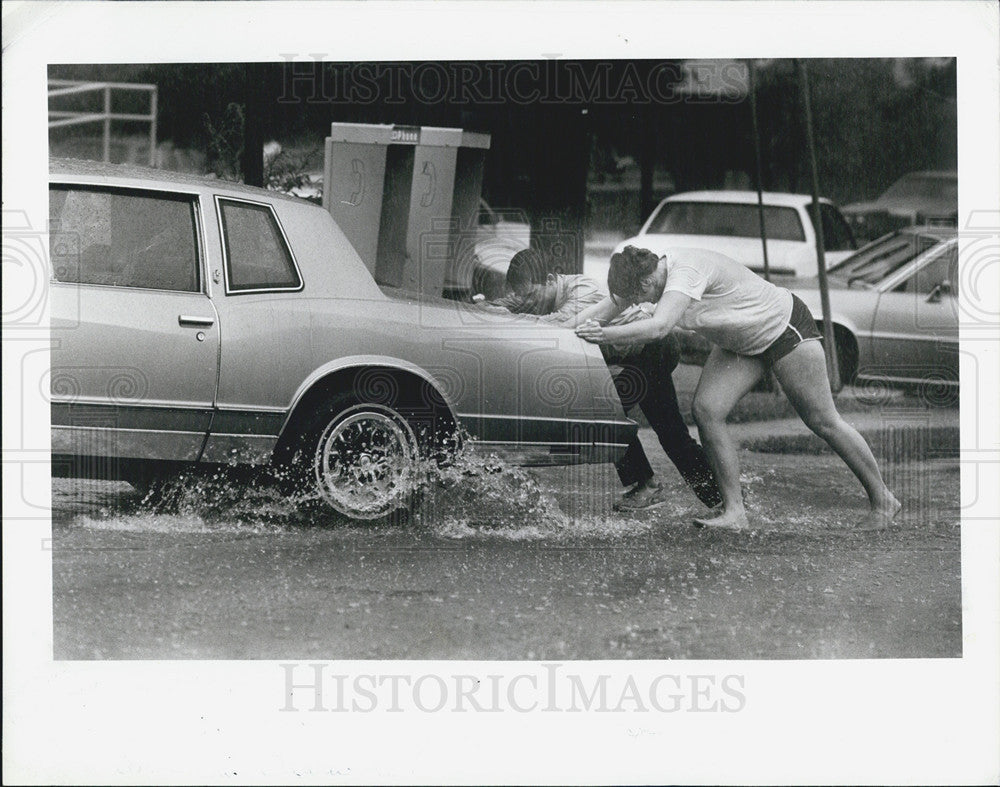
[772,340,901,526]
[691,346,766,530]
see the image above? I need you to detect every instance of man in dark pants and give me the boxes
[605,333,721,509]
[481,249,721,511]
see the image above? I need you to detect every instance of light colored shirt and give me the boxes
[487,273,652,356]
[489,274,604,323]
[663,248,794,356]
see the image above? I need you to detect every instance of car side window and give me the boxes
[895,244,957,295]
[218,198,301,292]
[819,203,856,252]
[48,186,200,292]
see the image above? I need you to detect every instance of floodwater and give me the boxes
[50,446,962,660]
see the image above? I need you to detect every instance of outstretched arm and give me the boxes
[559,296,623,328]
[477,293,520,312]
[575,290,692,344]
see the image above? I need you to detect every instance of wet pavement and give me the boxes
[51,442,961,660]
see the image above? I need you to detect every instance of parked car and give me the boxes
[842,171,957,244]
[788,227,958,391]
[47,159,635,520]
[612,190,858,278]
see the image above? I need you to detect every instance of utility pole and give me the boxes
[241,62,265,187]
[748,60,771,282]
[798,59,842,392]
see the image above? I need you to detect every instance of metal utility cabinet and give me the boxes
[323,123,491,297]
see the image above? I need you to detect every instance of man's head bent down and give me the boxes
[506,248,553,299]
[608,245,661,306]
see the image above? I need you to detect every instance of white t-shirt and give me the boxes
[663,248,794,356]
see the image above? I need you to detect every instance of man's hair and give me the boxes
[506,248,548,291]
[607,245,659,302]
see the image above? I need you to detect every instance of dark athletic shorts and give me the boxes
[753,293,822,367]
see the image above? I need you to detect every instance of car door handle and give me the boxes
[178,315,215,327]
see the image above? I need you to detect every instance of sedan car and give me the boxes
[788,227,959,391]
[842,171,957,244]
[48,158,635,520]
[613,190,858,278]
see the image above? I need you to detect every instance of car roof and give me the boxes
[48,157,308,205]
[888,225,957,240]
[662,190,833,207]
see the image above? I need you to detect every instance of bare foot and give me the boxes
[857,496,902,530]
[706,488,747,513]
[693,509,750,531]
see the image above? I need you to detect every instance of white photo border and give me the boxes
[3,1,998,784]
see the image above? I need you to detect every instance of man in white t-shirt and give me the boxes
[659,248,794,355]
[482,249,721,511]
[573,245,900,531]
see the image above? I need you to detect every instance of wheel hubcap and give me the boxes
[314,406,417,519]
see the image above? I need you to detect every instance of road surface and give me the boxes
[51,443,961,660]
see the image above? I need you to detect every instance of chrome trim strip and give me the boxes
[465,442,627,467]
[48,178,203,197]
[455,413,633,427]
[867,331,957,342]
[50,397,213,410]
[51,399,291,416]
[855,372,958,385]
[48,281,204,297]
[874,237,959,293]
[52,425,206,436]
[215,404,287,414]
[202,432,280,440]
[469,440,632,449]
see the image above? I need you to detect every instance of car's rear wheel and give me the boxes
[833,328,858,386]
[817,323,858,386]
[289,395,421,520]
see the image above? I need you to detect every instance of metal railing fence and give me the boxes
[48,79,158,167]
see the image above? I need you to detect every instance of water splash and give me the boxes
[58,441,665,541]
[57,434,913,540]
[417,450,563,521]
[55,468,310,534]
[409,447,653,540]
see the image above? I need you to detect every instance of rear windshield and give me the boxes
[830,231,949,286]
[645,201,806,242]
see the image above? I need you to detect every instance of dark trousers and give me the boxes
[603,335,722,508]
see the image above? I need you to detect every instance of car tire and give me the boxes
[121,462,158,498]
[834,331,858,386]
[122,462,207,510]
[286,394,422,521]
[817,323,858,386]
[121,460,185,507]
